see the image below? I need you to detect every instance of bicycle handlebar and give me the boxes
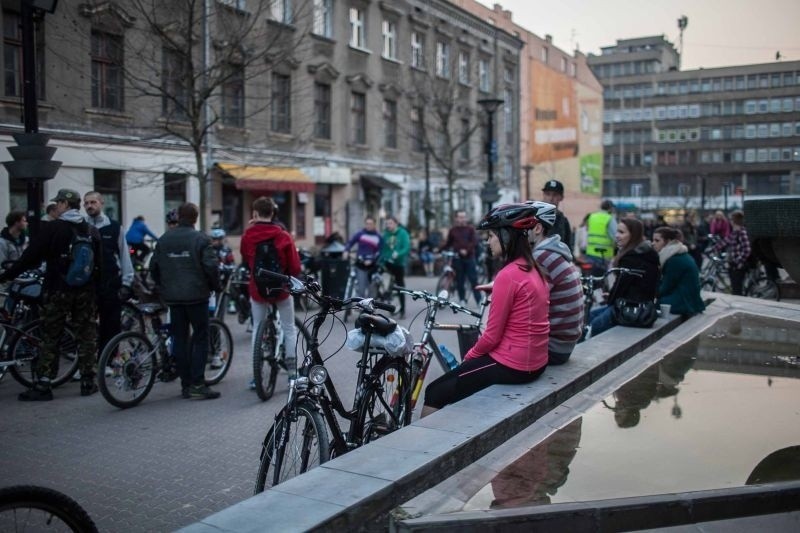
[392,285,482,318]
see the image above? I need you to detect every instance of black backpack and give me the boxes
[62,223,95,287]
[253,238,284,298]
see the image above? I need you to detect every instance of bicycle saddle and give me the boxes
[355,313,397,336]
[137,302,167,316]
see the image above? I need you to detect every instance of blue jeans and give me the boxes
[589,304,616,338]
[454,256,480,304]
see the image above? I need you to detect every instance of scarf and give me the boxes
[658,241,688,266]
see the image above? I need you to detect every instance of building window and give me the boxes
[560,57,567,72]
[313,82,331,139]
[91,30,124,110]
[541,46,548,62]
[435,41,450,78]
[458,51,469,84]
[164,172,187,214]
[349,7,365,48]
[381,20,396,59]
[411,106,423,152]
[569,62,576,77]
[3,10,44,99]
[312,0,333,37]
[94,169,122,222]
[271,0,292,23]
[411,31,424,69]
[271,72,291,133]
[222,63,244,127]
[351,91,366,144]
[504,88,513,144]
[161,47,189,120]
[478,59,490,91]
[383,99,397,148]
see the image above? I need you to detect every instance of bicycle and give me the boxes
[342,255,381,322]
[578,266,646,341]
[435,250,486,306]
[0,485,98,533]
[253,270,410,492]
[252,303,313,402]
[392,285,489,422]
[701,253,779,301]
[97,302,233,408]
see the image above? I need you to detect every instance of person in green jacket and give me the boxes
[652,226,705,317]
[379,215,410,318]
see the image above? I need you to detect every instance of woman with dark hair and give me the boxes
[652,226,705,317]
[587,217,660,338]
[421,203,551,417]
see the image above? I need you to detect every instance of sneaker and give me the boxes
[188,384,221,400]
[228,303,237,314]
[19,381,53,402]
[209,355,223,369]
[181,387,190,399]
[80,379,98,397]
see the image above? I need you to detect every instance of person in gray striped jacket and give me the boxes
[528,202,584,365]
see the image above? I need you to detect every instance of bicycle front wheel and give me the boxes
[253,319,279,401]
[356,355,412,445]
[0,485,98,533]
[98,331,157,409]
[203,318,234,385]
[435,271,454,295]
[746,276,780,301]
[8,319,80,389]
[254,400,330,493]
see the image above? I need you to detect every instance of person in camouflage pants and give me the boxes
[38,289,97,380]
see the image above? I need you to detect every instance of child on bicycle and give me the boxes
[421,203,550,417]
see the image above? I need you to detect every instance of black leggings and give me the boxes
[424,354,545,409]
[383,262,405,313]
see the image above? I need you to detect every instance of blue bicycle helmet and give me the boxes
[210,228,226,239]
[165,209,179,225]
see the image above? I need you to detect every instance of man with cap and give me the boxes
[0,188,103,401]
[584,199,617,275]
[540,179,572,249]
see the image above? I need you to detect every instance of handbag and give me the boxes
[612,298,657,328]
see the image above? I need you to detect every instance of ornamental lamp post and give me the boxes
[477,97,504,215]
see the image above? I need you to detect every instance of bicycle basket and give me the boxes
[457,328,480,358]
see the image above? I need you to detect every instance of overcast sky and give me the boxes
[475,0,800,70]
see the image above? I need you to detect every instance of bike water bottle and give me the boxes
[438,344,459,371]
[208,293,217,313]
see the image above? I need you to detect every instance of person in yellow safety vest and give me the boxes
[584,199,617,275]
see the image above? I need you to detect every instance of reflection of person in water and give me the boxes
[489,418,582,509]
[604,349,696,427]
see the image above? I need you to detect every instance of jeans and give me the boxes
[585,255,609,277]
[169,302,209,387]
[251,297,297,370]
[454,256,480,304]
[589,304,616,338]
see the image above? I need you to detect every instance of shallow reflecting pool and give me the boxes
[466,313,800,510]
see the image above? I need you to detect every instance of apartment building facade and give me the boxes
[0,0,522,244]
[589,35,800,215]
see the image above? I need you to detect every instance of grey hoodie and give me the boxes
[85,212,134,287]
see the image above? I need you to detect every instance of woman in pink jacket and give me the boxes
[421,203,551,417]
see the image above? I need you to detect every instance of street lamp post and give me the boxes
[423,141,431,234]
[477,97,504,215]
[522,164,533,200]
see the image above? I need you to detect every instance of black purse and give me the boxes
[612,298,657,328]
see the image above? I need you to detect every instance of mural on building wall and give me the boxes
[529,62,578,164]
[580,153,603,194]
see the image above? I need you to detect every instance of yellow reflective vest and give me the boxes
[586,211,614,260]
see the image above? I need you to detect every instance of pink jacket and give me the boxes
[465,259,550,372]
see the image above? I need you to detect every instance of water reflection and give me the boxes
[477,314,800,510]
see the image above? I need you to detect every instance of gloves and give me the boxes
[118,285,134,302]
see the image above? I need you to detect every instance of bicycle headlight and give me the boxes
[308,365,328,385]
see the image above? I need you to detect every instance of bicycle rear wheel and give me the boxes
[98,331,157,409]
[203,318,234,385]
[8,319,80,389]
[253,318,279,401]
[746,276,780,301]
[356,355,412,445]
[254,400,330,492]
[0,485,98,533]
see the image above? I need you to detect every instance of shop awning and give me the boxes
[360,174,401,190]
[217,163,315,192]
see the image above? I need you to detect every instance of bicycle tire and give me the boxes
[98,331,158,409]
[201,318,234,385]
[253,318,279,402]
[343,273,356,322]
[435,272,454,295]
[254,400,330,493]
[746,276,780,301]
[0,485,98,533]
[8,319,80,389]
[355,355,412,445]
[120,302,145,334]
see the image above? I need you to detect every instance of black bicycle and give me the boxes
[0,485,98,532]
[254,270,411,492]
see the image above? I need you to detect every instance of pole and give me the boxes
[522,164,533,200]
[21,1,41,237]
[424,143,431,234]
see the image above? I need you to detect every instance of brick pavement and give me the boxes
[0,275,459,532]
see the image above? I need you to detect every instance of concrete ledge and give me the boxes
[181,312,688,532]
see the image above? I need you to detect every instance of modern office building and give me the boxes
[0,0,522,243]
[588,35,800,215]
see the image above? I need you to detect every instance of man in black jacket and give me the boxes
[540,180,573,250]
[150,203,221,400]
[0,189,103,401]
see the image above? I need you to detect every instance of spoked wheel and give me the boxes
[435,271,454,295]
[203,318,234,385]
[254,401,330,493]
[0,485,98,533]
[746,276,780,301]
[8,319,80,389]
[120,302,145,334]
[253,319,279,402]
[342,273,357,322]
[356,355,412,445]
[98,331,157,409]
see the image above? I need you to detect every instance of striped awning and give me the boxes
[217,163,315,192]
